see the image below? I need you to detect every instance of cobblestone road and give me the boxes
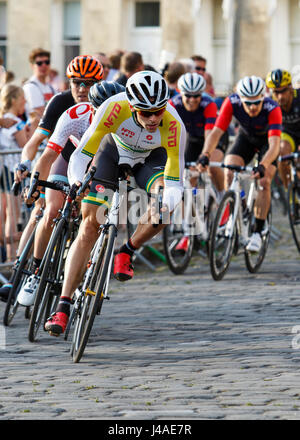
[1,204,300,422]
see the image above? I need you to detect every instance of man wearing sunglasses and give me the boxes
[23,48,55,130]
[198,75,282,253]
[43,71,186,334]
[266,69,300,189]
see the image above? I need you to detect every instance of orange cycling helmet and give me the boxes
[66,55,104,81]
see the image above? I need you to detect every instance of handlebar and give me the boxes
[76,166,96,198]
[153,185,164,228]
[278,152,300,162]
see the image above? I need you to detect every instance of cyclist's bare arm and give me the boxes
[197,126,225,171]
[30,147,59,183]
[14,131,48,182]
[0,117,16,128]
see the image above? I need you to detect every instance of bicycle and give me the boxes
[27,167,95,342]
[69,165,142,363]
[209,162,272,281]
[278,152,300,252]
[162,162,218,274]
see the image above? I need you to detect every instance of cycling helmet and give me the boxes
[126,70,169,110]
[177,72,206,95]
[265,69,292,89]
[66,55,104,81]
[88,81,125,108]
[237,75,266,98]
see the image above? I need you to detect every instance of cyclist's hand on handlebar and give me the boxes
[251,163,265,179]
[197,154,210,172]
[75,180,89,201]
[23,185,41,206]
[14,162,30,183]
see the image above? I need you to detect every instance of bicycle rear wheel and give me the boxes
[287,181,300,252]
[163,202,194,274]
[28,219,68,342]
[3,225,36,327]
[244,207,272,273]
[209,191,237,281]
[72,225,116,363]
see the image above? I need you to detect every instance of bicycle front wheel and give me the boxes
[72,225,116,363]
[209,191,237,281]
[244,208,272,273]
[287,181,300,252]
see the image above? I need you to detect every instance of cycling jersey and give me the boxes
[280,88,300,139]
[37,90,76,160]
[68,92,186,210]
[216,93,282,138]
[169,92,217,138]
[47,102,92,160]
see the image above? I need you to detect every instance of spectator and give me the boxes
[114,51,144,86]
[107,49,125,81]
[0,84,30,261]
[23,48,55,130]
[191,54,215,97]
[93,52,111,80]
[164,61,185,98]
[178,58,196,73]
[48,68,65,93]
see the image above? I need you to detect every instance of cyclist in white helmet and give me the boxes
[45,70,187,337]
[198,75,282,252]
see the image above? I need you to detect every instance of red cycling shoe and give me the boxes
[44,312,69,336]
[113,252,134,281]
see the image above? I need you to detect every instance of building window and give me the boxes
[135,1,160,27]
[0,2,7,66]
[63,1,81,71]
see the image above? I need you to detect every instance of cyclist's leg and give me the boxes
[224,131,253,189]
[254,164,277,221]
[278,133,294,189]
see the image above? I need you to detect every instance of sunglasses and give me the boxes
[35,60,50,66]
[195,66,206,72]
[71,79,97,88]
[184,94,202,99]
[273,87,290,95]
[136,107,166,118]
[242,98,264,107]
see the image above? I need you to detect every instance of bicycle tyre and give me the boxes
[244,207,272,273]
[3,225,36,327]
[209,190,237,281]
[287,181,300,252]
[72,225,116,363]
[162,203,195,274]
[28,219,68,342]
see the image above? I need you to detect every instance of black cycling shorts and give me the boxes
[228,129,277,167]
[185,131,229,163]
[83,134,167,207]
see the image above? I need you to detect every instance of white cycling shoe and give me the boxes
[17,275,39,306]
[246,232,262,253]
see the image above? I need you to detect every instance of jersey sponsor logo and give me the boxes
[263,101,276,112]
[67,103,90,120]
[95,184,105,193]
[104,103,122,128]
[146,135,153,140]
[121,127,135,138]
[230,95,241,105]
[168,120,178,147]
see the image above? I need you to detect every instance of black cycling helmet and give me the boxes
[88,81,125,108]
[266,69,292,89]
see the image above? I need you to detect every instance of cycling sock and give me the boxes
[119,239,138,257]
[32,257,42,273]
[254,218,265,234]
[56,296,71,317]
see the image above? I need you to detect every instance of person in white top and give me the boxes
[0,84,30,261]
[23,48,55,131]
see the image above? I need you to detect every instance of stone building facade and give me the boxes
[1,0,300,94]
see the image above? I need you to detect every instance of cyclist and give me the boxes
[16,83,124,307]
[198,75,282,252]
[0,55,103,303]
[45,70,186,336]
[169,72,227,250]
[265,69,300,189]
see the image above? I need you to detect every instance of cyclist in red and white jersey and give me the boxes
[16,82,124,307]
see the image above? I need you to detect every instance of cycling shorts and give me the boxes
[228,129,277,167]
[281,132,300,152]
[47,154,69,185]
[83,134,167,207]
[185,131,229,163]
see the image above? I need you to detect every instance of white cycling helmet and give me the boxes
[237,75,266,98]
[126,70,169,110]
[178,72,206,95]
